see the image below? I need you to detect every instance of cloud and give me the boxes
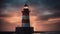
[0,0,60,31]
[29,0,60,20]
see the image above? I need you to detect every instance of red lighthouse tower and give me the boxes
[16,4,34,34]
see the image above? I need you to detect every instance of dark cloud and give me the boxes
[0,0,27,8]
[39,12,60,20]
[30,0,60,20]
[0,15,11,17]
[29,0,60,9]
[0,13,11,17]
[0,0,60,31]
[1,0,60,9]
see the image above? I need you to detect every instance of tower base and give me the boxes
[16,27,34,34]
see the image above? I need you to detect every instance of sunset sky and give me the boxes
[0,0,60,31]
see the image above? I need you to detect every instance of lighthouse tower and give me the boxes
[16,4,34,34]
[22,4,30,27]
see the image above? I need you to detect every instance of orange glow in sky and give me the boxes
[0,6,60,31]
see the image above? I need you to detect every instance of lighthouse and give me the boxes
[16,4,34,34]
[22,4,30,27]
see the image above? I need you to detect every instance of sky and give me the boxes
[0,0,60,31]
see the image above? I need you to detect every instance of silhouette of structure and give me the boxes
[16,4,34,34]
